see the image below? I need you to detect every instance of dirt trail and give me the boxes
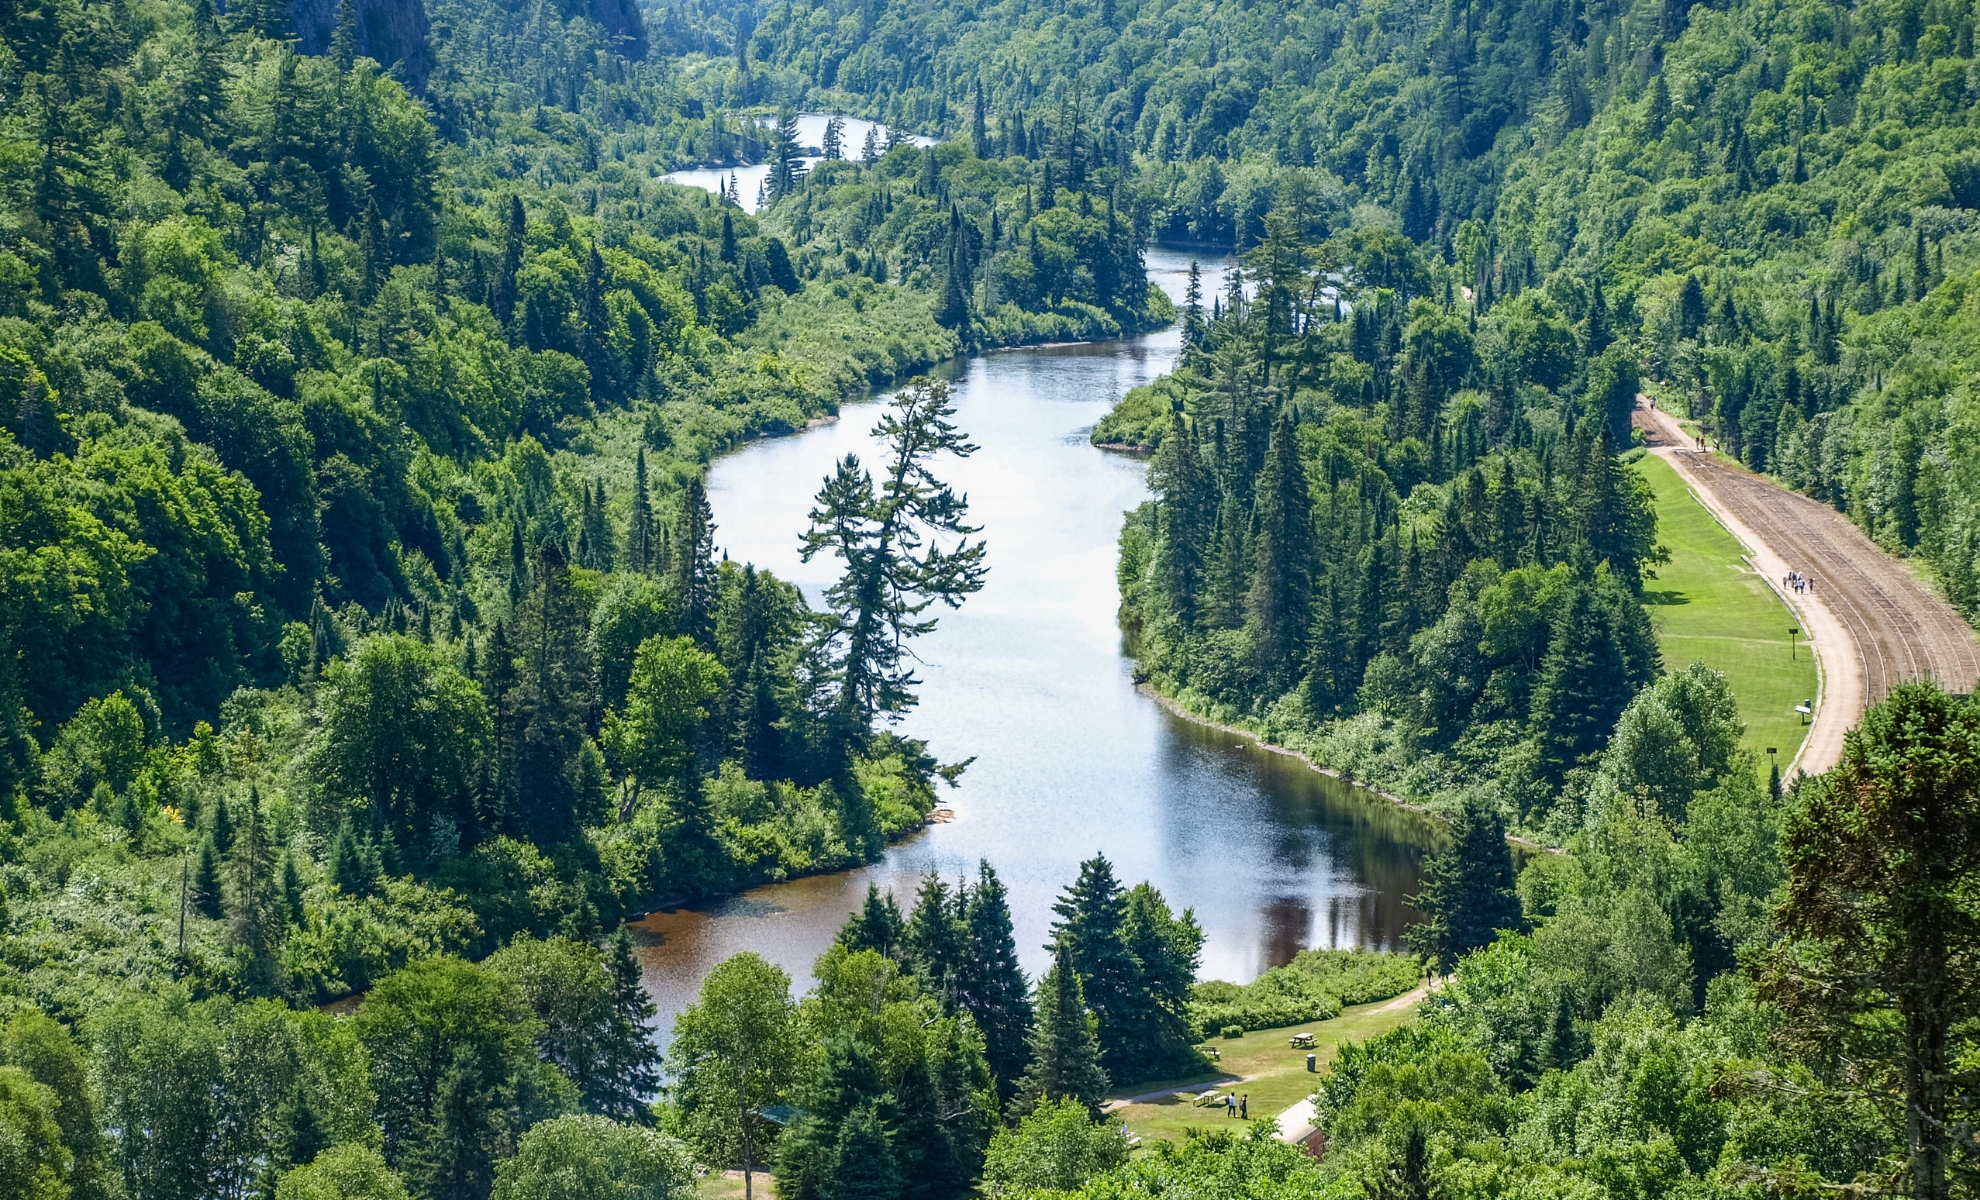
[1635,404,1980,775]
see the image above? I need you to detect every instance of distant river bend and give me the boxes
[631,248,1435,1044]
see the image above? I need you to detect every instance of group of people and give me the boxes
[1784,571,1815,595]
[1221,1092,1250,1119]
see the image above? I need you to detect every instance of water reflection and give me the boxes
[632,249,1432,1047]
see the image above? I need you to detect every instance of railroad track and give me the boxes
[1635,405,1980,775]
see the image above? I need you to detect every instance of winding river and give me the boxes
[631,248,1436,1043]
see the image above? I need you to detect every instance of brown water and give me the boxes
[632,250,1435,1045]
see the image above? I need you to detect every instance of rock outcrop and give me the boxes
[288,0,436,89]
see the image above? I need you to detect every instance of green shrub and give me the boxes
[1220,1024,1245,1039]
[1189,950,1419,1037]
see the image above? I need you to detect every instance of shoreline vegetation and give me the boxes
[10,0,1980,1192]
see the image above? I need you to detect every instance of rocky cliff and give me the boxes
[288,0,436,88]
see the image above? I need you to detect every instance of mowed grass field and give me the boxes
[1107,989,1423,1146]
[1635,454,1819,772]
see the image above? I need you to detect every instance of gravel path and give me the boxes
[1635,404,1980,775]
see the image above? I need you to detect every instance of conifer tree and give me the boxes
[824,1102,900,1200]
[599,925,662,1123]
[905,873,964,1001]
[971,81,989,157]
[627,449,656,573]
[1150,409,1212,627]
[1181,260,1204,347]
[1914,226,1930,301]
[496,195,525,329]
[1584,277,1612,355]
[837,885,907,960]
[1407,795,1524,973]
[193,835,225,919]
[281,852,306,926]
[801,380,987,770]
[1248,412,1313,691]
[954,861,1032,1100]
[719,565,784,779]
[210,793,235,854]
[1529,571,1644,787]
[359,199,386,303]
[329,820,378,898]
[1120,883,1202,1073]
[1012,944,1108,1119]
[1048,855,1147,1078]
[330,0,357,70]
[515,545,595,843]
[231,788,281,987]
[581,244,609,396]
[1203,487,1250,629]
[670,479,719,648]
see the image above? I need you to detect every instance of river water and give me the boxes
[663,115,938,214]
[631,248,1434,1043]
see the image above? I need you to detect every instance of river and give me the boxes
[631,248,1435,1044]
[663,114,938,214]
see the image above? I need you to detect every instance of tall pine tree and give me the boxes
[670,478,718,648]
[954,861,1032,1102]
[1012,943,1109,1119]
[1407,795,1524,973]
[1247,411,1313,691]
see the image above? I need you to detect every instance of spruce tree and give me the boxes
[670,478,719,648]
[954,861,1032,1101]
[1150,409,1213,627]
[1181,260,1204,348]
[515,545,595,844]
[905,873,964,1001]
[1120,884,1202,1074]
[1407,795,1524,974]
[599,925,663,1123]
[1585,277,1612,355]
[1012,944,1109,1119]
[496,195,525,329]
[823,1102,900,1200]
[1529,571,1638,787]
[329,0,357,69]
[1248,411,1313,691]
[281,852,306,926]
[627,449,656,573]
[231,788,281,987]
[209,794,235,854]
[837,885,906,960]
[1048,855,1145,1079]
[193,836,225,919]
[485,618,522,826]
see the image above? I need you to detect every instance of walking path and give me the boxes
[1635,402,1980,775]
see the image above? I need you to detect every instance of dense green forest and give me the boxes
[5,0,1980,1191]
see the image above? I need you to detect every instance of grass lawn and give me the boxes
[697,1170,766,1200]
[1107,989,1423,1146]
[1635,454,1819,773]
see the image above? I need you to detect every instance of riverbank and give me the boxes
[1135,684,1556,855]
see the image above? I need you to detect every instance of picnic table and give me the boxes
[1289,1031,1316,1049]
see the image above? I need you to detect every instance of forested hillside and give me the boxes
[4,0,1980,1194]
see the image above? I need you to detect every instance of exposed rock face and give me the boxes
[288,0,436,88]
[574,0,647,58]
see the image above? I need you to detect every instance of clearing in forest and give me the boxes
[1635,454,1818,774]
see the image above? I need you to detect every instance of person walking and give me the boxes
[1240,1094,1249,1120]
[1225,1092,1236,1117]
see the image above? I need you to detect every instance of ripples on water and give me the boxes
[632,249,1432,1045]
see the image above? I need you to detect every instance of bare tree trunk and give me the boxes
[1908,1000,1950,1200]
